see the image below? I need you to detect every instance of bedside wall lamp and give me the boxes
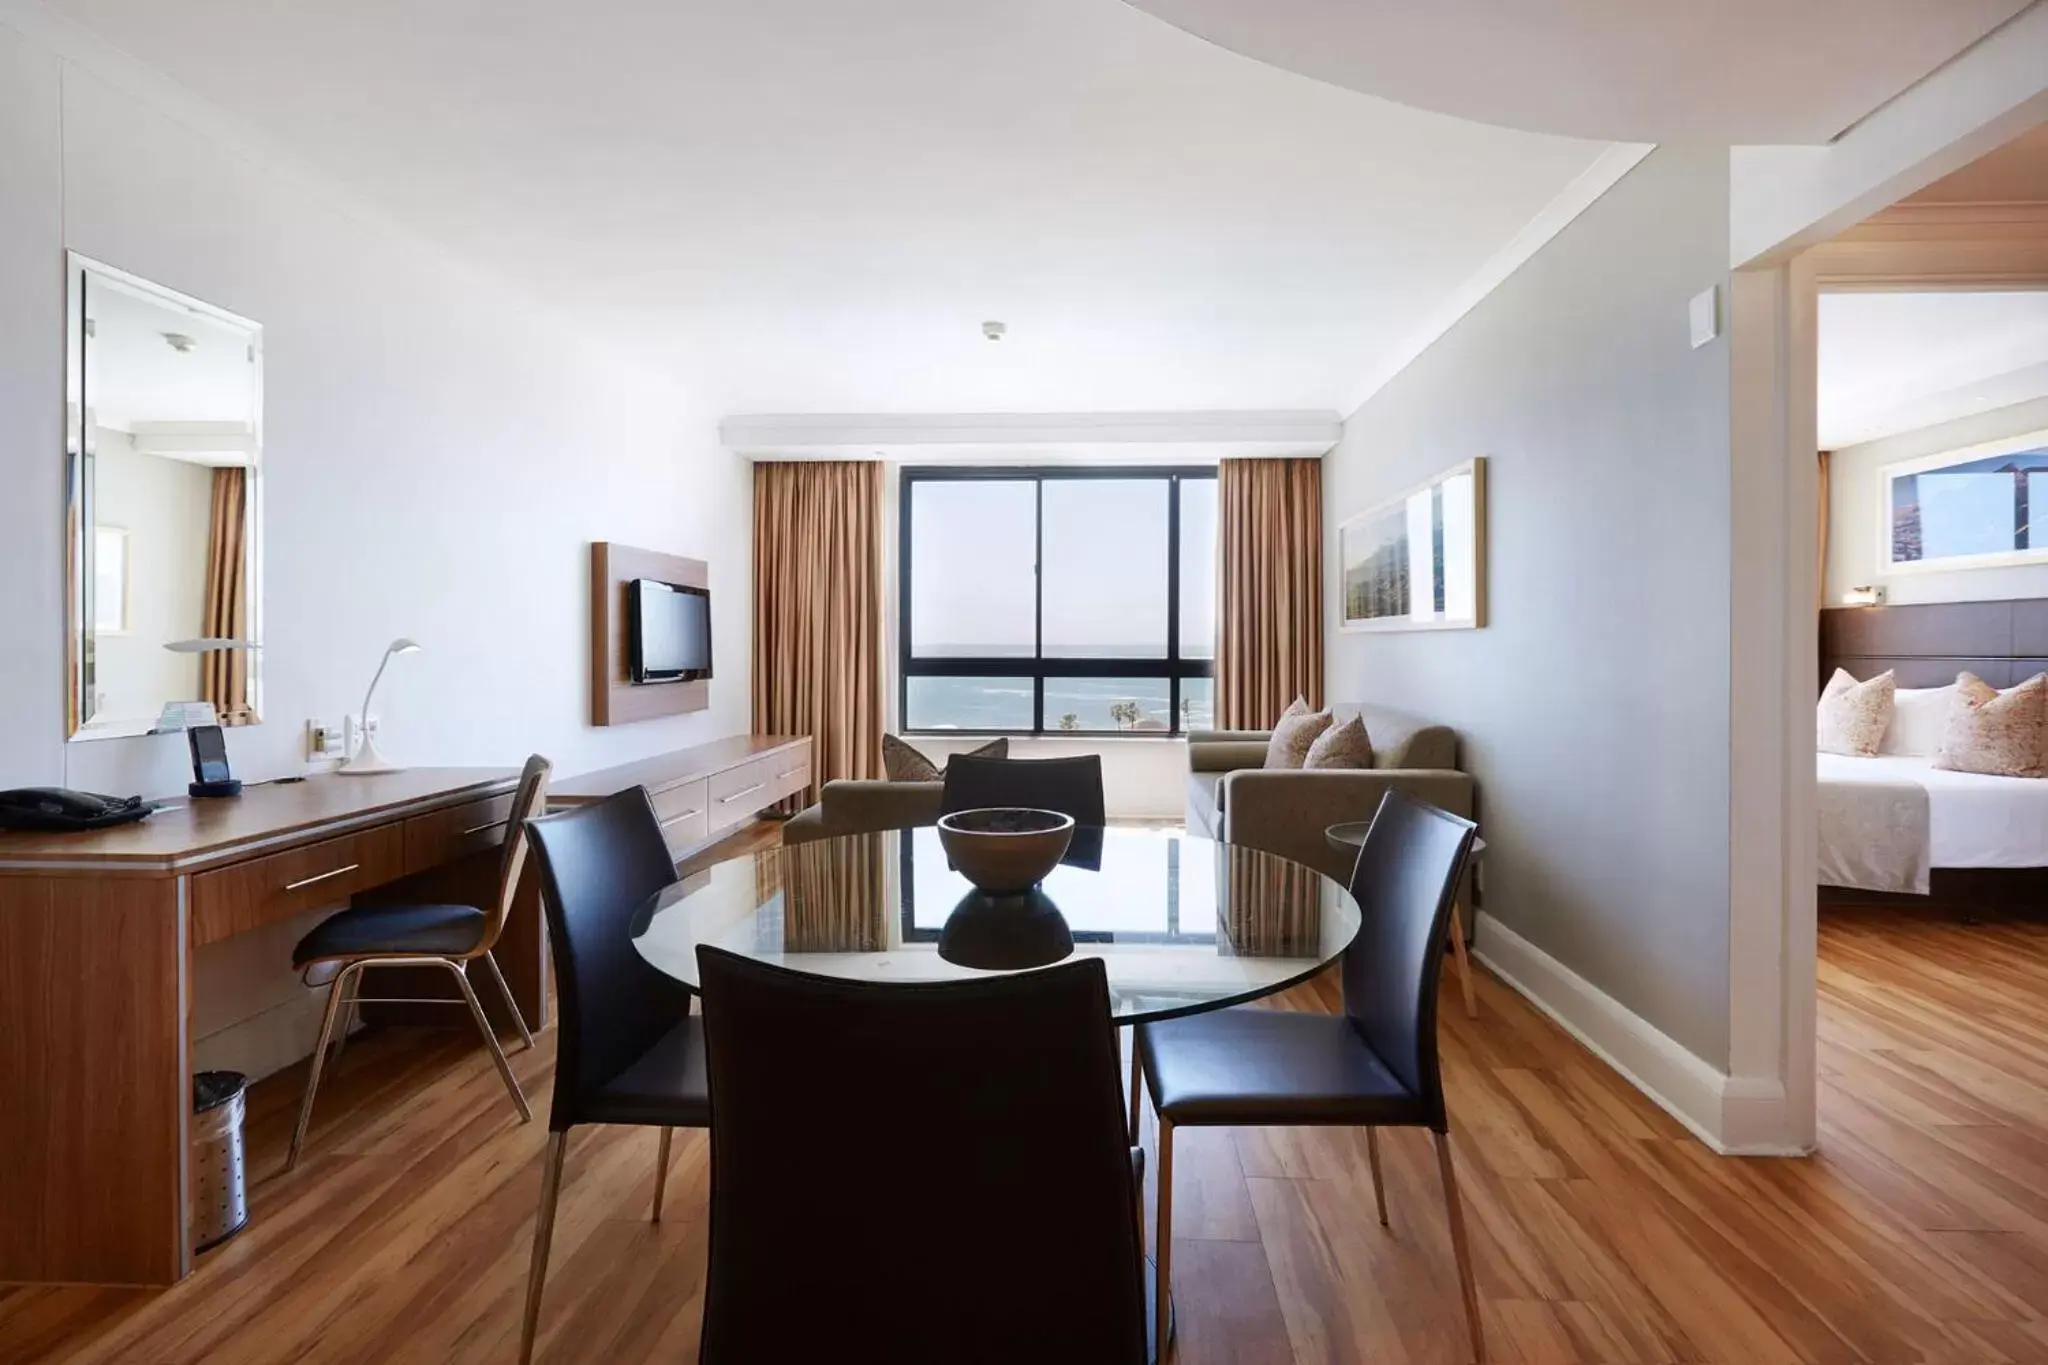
[1842,586,1886,607]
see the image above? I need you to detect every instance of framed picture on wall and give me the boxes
[1881,428,2048,575]
[1338,457,1487,632]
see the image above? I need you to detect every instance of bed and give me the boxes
[1819,599,2048,906]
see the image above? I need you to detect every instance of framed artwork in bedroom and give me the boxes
[1339,456,1487,632]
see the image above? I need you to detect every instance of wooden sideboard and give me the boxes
[550,733,812,860]
[0,769,521,1287]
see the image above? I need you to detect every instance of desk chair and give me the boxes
[1132,791,1484,1360]
[694,946,1148,1365]
[286,754,551,1172]
[519,786,706,1365]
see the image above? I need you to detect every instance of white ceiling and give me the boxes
[1818,291,2048,449]
[79,270,257,432]
[1119,0,2032,142]
[43,0,1618,416]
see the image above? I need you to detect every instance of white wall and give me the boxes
[0,19,752,1076]
[1825,396,2048,606]
[85,434,211,728]
[1325,145,1735,1069]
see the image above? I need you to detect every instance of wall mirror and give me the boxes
[66,254,262,740]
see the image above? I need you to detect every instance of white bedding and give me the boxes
[1817,753,2048,871]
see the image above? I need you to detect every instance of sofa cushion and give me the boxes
[1330,703,1459,770]
[1304,714,1373,770]
[1264,701,1333,769]
[881,734,1007,782]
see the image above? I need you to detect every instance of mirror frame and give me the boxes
[65,252,265,741]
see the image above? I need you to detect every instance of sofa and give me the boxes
[1186,703,1474,882]
[783,778,942,846]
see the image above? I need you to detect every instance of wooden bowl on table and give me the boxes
[935,807,1075,895]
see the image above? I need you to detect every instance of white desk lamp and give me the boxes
[339,637,421,775]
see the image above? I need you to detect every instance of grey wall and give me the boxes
[1826,395,2048,607]
[1324,145,1735,1067]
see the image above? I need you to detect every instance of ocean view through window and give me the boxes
[900,467,1217,735]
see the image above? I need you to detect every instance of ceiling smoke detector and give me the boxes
[981,320,1006,343]
[162,332,198,353]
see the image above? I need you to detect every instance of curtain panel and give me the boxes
[201,466,251,722]
[751,461,886,798]
[1215,458,1323,729]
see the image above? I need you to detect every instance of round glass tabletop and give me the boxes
[631,826,1363,1024]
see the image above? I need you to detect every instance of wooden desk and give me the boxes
[0,768,519,1287]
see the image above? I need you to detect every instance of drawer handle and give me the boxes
[658,808,703,827]
[776,767,806,780]
[720,783,766,804]
[460,818,508,837]
[285,863,361,893]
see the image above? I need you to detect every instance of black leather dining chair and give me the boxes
[517,787,707,1365]
[693,945,1149,1365]
[1132,791,1484,1361]
[286,753,552,1172]
[940,752,1107,827]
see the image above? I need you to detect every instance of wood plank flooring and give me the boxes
[5,875,2047,1362]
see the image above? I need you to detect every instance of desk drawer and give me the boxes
[402,792,517,875]
[191,825,407,946]
[651,778,710,855]
[707,750,811,831]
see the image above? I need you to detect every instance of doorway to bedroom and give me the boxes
[1808,119,2048,1185]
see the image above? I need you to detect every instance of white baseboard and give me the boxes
[1472,913,1805,1156]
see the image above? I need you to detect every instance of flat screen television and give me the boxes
[627,578,712,684]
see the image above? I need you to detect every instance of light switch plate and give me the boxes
[306,719,345,761]
[1689,285,1720,349]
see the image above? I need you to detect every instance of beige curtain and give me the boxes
[201,466,251,722]
[752,461,885,799]
[1816,450,1831,610]
[1216,458,1324,729]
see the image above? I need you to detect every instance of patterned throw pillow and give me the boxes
[1304,714,1374,770]
[1934,672,2046,778]
[881,734,1007,782]
[1816,668,1894,757]
[1264,698,1333,769]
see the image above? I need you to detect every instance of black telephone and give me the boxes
[0,787,153,832]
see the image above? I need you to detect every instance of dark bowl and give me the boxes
[936,888,1076,970]
[936,807,1075,894]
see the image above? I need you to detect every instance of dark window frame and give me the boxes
[898,465,1217,738]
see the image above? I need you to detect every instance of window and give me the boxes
[92,526,129,635]
[899,467,1217,735]
[1885,433,2048,571]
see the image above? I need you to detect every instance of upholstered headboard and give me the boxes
[1820,599,2048,690]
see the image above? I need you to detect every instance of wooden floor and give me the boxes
[6,874,2048,1362]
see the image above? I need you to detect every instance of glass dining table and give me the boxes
[630,825,1363,1023]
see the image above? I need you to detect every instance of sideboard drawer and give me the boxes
[402,792,517,875]
[706,757,778,830]
[651,779,710,854]
[191,825,407,946]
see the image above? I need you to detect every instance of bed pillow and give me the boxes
[1880,683,1957,758]
[1264,698,1333,769]
[1933,672,2045,778]
[1817,668,1894,757]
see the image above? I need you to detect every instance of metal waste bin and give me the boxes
[191,1070,249,1252]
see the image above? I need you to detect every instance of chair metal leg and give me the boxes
[479,950,535,1052]
[329,967,363,1072]
[1433,1130,1486,1363]
[1364,1128,1390,1227]
[651,1127,674,1222]
[1450,903,1478,1019]
[287,962,360,1173]
[1155,1118,1174,1360]
[445,961,532,1123]
[1128,1039,1143,1146]
[519,1130,569,1365]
